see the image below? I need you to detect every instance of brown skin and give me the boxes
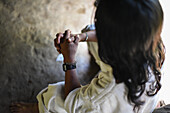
[59,30,81,98]
[10,30,97,113]
[54,30,97,54]
[54,30,97,98]
[10,28,163,113]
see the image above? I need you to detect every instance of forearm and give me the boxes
[64,30,97,97]
[64,59,80,98]
[57,30,81,98]
[65,69,80,98]
[79,30,97,42]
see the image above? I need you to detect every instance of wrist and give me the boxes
[79,33,86,42]
[64,58,76,63]
[63,61,76,72]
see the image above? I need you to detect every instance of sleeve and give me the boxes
[64,68,115,113]
[64,25,116,113]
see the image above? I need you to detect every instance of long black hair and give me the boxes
[95,0,164,111]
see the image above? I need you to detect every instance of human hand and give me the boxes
[54,32,64,54]
[59,30,79,63]
[54,32,81,54]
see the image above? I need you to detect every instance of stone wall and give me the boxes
[0,0,98,112]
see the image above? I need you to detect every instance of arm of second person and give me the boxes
[78,30,97,42]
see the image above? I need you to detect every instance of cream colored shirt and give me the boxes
[37,42,158,113]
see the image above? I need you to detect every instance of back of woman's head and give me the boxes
[95,0,164,110]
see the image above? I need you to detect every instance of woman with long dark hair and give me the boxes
[53,0,164,112]
[11,0,165,113]
[95,0,164,110]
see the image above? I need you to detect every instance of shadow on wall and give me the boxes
[0,0,97,112]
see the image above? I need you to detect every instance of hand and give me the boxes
[54,32,79,54]
[59,30,79,63]
[54,33,64,54]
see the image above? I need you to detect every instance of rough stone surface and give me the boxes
[0,0,98,112]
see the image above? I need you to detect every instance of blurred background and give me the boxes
[0,0,97,112]
[0,0,169,113]
[159,0,170,105]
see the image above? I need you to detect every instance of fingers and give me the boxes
[54,30,78,54]
[54,33,63,50]
[66,34,80,45]
[64,29,71,40]
[67,36,75,43]
[54,38,61,52]
[55,32,64,54]
[55,30,75,45]
[56,33,64,44]
[54,39,58,48]
[74,35,80,44]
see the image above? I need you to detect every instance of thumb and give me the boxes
[67,36,75,43]
[74,35,80,44]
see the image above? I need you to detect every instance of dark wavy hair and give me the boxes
[95,0,164,111]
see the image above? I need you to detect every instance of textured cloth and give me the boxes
[37,42,158,113]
